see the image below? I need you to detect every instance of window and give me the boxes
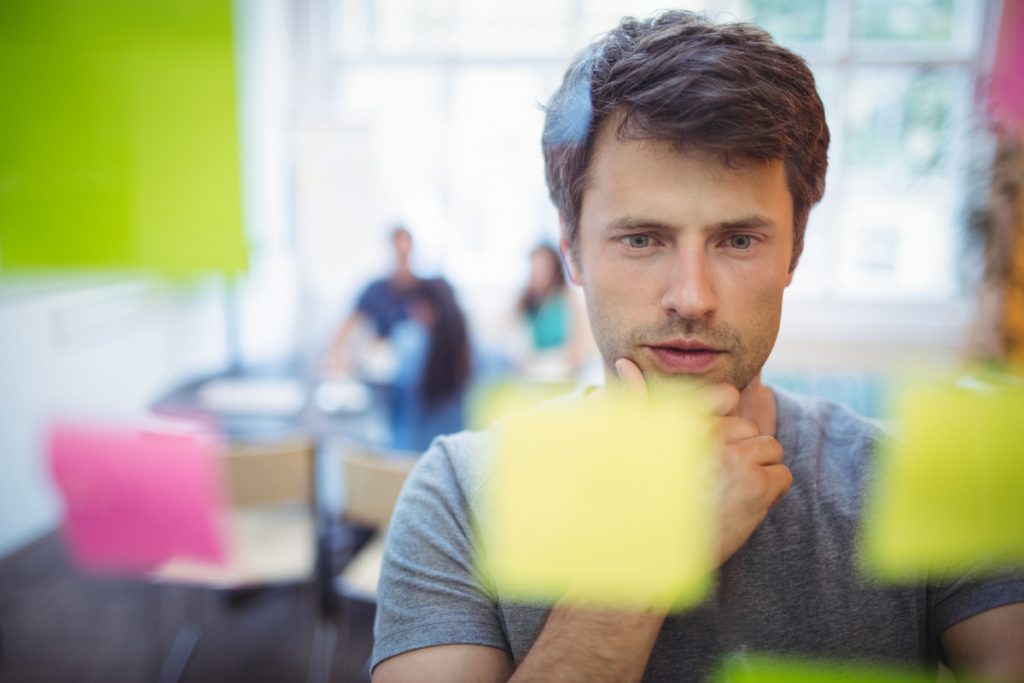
[723,0,989,301]
[297,0,998,336]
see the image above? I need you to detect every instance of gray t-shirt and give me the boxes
[372,387,1024,680]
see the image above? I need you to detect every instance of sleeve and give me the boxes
[932,571,1024,636]
[371,438,509,670]
[354,281,378,316]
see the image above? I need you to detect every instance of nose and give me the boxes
[659,244,718,320]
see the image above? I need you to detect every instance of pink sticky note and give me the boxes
[989,0,1024,127]
[48,420,228,575]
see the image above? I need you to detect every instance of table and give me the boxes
[151,365,391,682]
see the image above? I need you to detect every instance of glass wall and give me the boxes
[294,0,997,350]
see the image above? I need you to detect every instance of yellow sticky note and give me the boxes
[469,381,578,431]
[715,655,935,683]
[0,0,246,277]
[477,388,716,611]
[860,373,1024,581]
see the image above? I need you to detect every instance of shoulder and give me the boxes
[399,430,496,517]
[382,431,498,595]
[775,384,882,431]
[356,279,389,305]
[402,389,590,508]
[774,385,884,458]
[375,431,511,669]
[771,386,887,510]
[360,278,390,297]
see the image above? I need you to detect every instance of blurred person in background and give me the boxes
[389,277,472,452]
[326,225,422,380]
[512,243,595,381]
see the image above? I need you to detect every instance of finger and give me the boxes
[717,416,760,442]
[696,383,740,417]
[729,435,784,465]
[614,357,648,400]
[761,463,793,505]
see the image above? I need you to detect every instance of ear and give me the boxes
[785,268,794,287]
[558,214,582,285]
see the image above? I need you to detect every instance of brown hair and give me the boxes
[415,277,471,405]
[517,243,567,316]
[542,10,829,270]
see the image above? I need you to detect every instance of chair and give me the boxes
[49,421,316,683]
[331,442,419,682]
[155,435,315,587]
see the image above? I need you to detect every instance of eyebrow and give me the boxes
[605,214,777,233]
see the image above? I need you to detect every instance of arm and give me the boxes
[374,645,513,683]
[374,598,663,683]
[942,602,1024,682]
[509,604,664,683]
[325,310,366,375]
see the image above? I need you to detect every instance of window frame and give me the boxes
[293,0,1005,370]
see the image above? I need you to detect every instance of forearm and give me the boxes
[510,604,665,683]
[327,312,363,367]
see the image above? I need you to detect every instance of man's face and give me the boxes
[393,230,413,261]
[566,122,795,392]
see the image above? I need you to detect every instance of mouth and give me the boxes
[644,341,725,374]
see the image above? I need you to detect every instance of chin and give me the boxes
[644,368,718,391]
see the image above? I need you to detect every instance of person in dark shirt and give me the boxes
[326,226,422,375]
[389,277,472,451]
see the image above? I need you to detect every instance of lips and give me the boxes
[646,341,724,373]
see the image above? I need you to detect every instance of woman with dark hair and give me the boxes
[513,243,593,381]
[517,244,569,350]
[389,277,472,451]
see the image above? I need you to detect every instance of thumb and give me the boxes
[614,358,648,401]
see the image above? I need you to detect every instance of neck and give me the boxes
[391,264,414,286]
[733,372,777,437]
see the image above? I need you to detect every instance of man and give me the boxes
[327,225,421,374]
[371,11,1024,682]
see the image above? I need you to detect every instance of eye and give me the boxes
[624,234,652,249]
[727,234,754,250]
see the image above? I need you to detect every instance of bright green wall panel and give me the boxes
[0,0,247,276]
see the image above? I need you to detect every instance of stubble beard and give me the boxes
[588,305,774,392]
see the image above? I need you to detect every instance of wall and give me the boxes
[0,277,229,558]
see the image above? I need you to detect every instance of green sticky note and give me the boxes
[476,389,716,611]
[861,374,1024,581]
[0,0,246,277]
[715,655,936,683]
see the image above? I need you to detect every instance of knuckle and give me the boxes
[720,416,758,441]
[764,437,784,462]
[736,418,759,438]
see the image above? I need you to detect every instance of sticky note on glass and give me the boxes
[988,0,1024,126]
[469,381,578,431]
[48,420,229,575]
[860,374,1024,581]
[715,655,935,683]
[476,389,716,611]
[0,0,246,276]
